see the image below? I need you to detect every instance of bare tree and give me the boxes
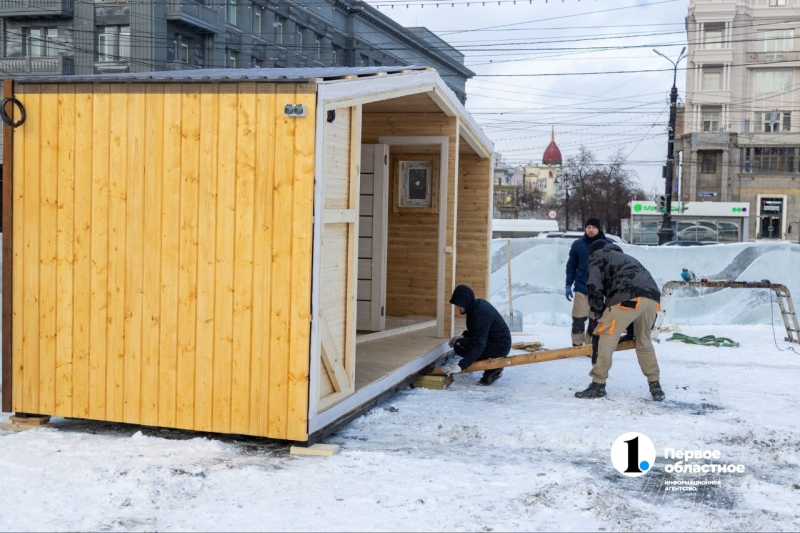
[555,147,646,235]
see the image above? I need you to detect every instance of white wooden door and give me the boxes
[356,144,389,332]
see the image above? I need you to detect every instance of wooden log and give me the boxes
[431,340,637,375]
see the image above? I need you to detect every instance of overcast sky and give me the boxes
[368,0,689,193]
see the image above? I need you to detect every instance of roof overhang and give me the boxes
[317,70,493,158]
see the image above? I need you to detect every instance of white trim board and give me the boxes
[379,135,449,339]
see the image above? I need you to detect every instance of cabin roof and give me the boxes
[13,66,431,84]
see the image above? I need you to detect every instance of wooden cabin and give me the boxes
[1,67,494,443]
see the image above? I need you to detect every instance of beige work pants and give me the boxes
[589,297,660,385]
[571,292,592,346]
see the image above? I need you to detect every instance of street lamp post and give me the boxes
[654,47,687,245]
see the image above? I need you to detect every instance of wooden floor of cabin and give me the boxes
[354,318,466,390]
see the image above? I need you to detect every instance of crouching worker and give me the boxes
[576,241,665,401]
[436,285,512,386]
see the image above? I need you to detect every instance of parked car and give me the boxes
[677,225,718,242]
[661,241,710,247]
[536,231,627,244]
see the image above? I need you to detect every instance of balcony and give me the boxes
[691,89,731,105]
[0,0,73,17]
[689,132,731,151]
[0,55,74,75]
[747,51,800,66]
[694,48,733,65]
[165,0,221,34]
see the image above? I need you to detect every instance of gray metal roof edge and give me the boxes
[12,66,431,84]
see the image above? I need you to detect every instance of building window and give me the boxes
[754,111,791,133]
[332,45,341,65]
[769,0,786,6]
[702,112,720,132]
[253,5,263,36]
[252,57,263,68]
[702,70,721,90]
[296,25,304,50]
[274,15,284,45]
[742,147,798,174]
[360,54,368,67]
[756,29,794,53]
[24,27,59,57]
[704,29,723,49]
[701,154,716,174]
[170,35,190,63]
[399,161,433,207]
[97,26,130,62]
[537,179,547,189]
[754,70,792,95]
[315,34,322,60]
[226,0,237,26]
[226,48,238,68]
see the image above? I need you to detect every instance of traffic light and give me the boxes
[657,195,667,213]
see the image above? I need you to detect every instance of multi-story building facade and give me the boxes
[0,0,471,96]
[677,0,800,242]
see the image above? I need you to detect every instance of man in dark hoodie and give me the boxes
[565,218,612,347]
[575,240,665,401]
[436,285,512,386]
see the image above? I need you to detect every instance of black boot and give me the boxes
[575,382,606,399]
[649,381,665,402]
[478,368,503,386]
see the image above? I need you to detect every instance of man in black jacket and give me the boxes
[575,240,665,401]
[436,285,512,386]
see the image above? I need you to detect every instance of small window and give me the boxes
[537,179,547,189]
[769,0,786,6]
[226,0,237,26]
[253,6,263,36]
[274,16,284,45]
[702,71,721,90]
[360,54,368,67]
[252,57,263,68]
[97,26,130,62]
[701,154,716,174]
[171,35,190,63]
[296,26,304,49]
[315,34,322,60]
[704,29,723,49]
[25,27,59,57]
[332,46,340,66]
[226,48,238,68]
[702,112,720,132]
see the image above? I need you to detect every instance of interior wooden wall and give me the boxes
[455,154,492,299]
[361,113,459,337]
[8,81,315,441]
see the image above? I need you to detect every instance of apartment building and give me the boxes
[676,0,800,242]
[0,0,472,97]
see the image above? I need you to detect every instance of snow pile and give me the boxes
[489,239,800,327]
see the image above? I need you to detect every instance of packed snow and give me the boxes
[1,240,799,531]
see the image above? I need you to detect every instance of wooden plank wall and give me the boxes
[8,82,315,441]
[456,154,492,299]
[361,113,459,337]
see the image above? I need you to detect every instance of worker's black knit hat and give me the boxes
[584,217,602,231]
[589,240,608,255]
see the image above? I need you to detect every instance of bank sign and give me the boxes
[630,201,749,217]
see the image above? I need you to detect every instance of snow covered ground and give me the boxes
[2,324,799,531]
[1,240,799,531]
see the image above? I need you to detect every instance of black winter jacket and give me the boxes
[566,232,612,295]
[450,285,512,369]
[586,243,661,315]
